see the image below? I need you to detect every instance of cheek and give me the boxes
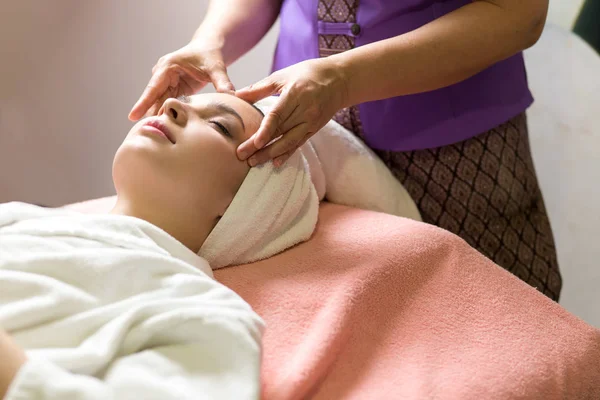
[124,122,144,139]
[178,137,249,195]
[179,133,236,170]
[112,141,177,197]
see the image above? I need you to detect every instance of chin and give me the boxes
[112,144,171,203]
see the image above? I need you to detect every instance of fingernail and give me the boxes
[248,157,257,167]
[254,138,265,150]
[279,156,289,167]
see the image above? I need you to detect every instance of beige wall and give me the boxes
[0,0,278,205]
[0,0,587,205]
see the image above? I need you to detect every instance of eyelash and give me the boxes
[211,121,231,137]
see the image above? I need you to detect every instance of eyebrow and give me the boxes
[212,102,245,131]
[179,95,246,131]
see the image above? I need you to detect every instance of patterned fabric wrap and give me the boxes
[317,0,562,300]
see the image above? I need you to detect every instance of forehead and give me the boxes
[189,93,250,113]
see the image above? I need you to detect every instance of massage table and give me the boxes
[66,197,600,399]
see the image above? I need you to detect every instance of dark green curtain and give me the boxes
[573,0,600,53]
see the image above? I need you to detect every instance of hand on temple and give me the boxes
[235,58,349,167]
[128,40,235,121]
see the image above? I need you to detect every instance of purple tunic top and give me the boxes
[272,0,534,151]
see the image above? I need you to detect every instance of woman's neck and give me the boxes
[110,196,214,253]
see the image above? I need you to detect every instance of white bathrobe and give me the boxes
[0,103,422,398]
[0,202,264,400]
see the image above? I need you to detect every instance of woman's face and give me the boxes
[113,93,263,222]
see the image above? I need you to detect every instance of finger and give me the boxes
[253,96,298,150]
[209,66,236,94]
[265,103,305,143]
[273,151,293,168]
[237,93,296,160]
[151,54,168,75]
[145,104,160,118]
[145,87,173,117]
[235,77,279,104]
[236,132,261,161]
[146,101,162,118]
[128,68,171,121]
[248,123,308,166]
[179,73,208,96]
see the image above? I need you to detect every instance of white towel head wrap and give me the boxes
[198,100,320,269]
[198,97,421,269]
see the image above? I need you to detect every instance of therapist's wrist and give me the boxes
[190,31,225,51]
[191,22,227,49]
[189,31,246,67]
[320,56,352,111]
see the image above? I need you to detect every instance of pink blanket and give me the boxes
[215,203,600,399]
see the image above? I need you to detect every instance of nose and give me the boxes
[162,98,188,127]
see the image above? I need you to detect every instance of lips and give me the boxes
[142,119,175,144]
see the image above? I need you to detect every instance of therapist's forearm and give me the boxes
[192,0,282,66]
[331,0,548,107]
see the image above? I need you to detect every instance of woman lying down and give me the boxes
[0,93,420,399]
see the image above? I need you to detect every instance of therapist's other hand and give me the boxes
[128,41,235,121]
[236,58,348,166]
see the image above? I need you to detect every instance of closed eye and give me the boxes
[211,121,231,138]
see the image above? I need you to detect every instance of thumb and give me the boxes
[209,67,236,94]
[235,77,279,104]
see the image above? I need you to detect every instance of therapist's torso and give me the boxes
[273,0,534,151]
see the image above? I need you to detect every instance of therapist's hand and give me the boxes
[236,58,348,166]
[128,40,235,121]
